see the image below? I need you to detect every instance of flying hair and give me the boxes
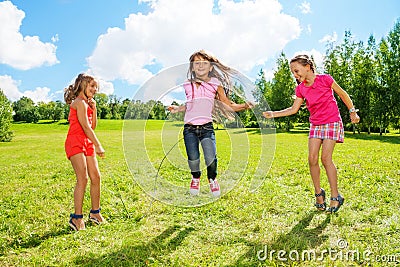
[187,50,244,121]
[187,49,239,96]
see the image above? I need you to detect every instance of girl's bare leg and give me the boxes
[70,153,88,230]
[308,138,324,205]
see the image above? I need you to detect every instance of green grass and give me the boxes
[0,120,399,266]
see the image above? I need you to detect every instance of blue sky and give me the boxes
[0,0,399,103]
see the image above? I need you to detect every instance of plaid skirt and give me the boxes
[309,121,344,143]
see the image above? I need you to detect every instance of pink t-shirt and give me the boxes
[295,74,342,125]
[183,77,220,125]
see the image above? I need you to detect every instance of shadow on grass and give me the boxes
[74,224,194,266]
[228,211,331,266]
[1,228,70,256]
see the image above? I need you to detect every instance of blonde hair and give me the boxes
[64,73,97,104]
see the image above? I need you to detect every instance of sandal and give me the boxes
[327,194,345,213]
[69,213,84,231]
[314,188,326,211]
[88,208,104,225]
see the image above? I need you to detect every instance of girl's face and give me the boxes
[85,80,98,98]
[192,55,213,80]
[290,61,311,83]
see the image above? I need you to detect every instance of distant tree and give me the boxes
[120,98,131,119]
[12,96,40,123]
[94,93,110,119]
[0,89,14,141]
[108,94,122,119]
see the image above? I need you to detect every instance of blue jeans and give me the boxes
[183,122,217,179]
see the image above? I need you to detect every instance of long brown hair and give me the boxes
[64,73,97,104]
[187,49,238,96]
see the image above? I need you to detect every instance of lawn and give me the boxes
[0,120,399,266]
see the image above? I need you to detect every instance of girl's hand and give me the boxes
[168,105,179,114]
[263,111,274,119]
[96,144,105,158]
[88,98,97,110]
[245,101,255,109]
[350,112,360,124]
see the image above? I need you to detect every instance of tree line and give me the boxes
[1,20,399,141]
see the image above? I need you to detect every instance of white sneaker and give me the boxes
[189,178,200,195]
[209,179,220,197]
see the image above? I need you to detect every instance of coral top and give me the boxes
[295,74,342,125]
[67,106,93,136]
[183,77,219,125]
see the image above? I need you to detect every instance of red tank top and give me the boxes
[67,106,93,136]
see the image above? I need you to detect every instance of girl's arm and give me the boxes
[216,86,252,112]
[332,81,360,123]
[263,97,303,118]
[88,98,97,129]
[168,104,186,113]
[75,100,105,156]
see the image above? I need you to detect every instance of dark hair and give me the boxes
[290,54,315,73]
[64,73,97,104]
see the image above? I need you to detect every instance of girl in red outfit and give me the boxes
[263,55,360,213]
[64,73,106,231]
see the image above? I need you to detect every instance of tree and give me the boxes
[352,35,379,134]
[269,52,297,131]
[325,31,359,129]
[94,93,110,119]
[379,19,400,132]
[0,89,14,141]
[12,96,40,123]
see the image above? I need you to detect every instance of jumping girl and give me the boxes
[168,50,252,197]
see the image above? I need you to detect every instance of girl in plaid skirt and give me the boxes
[263,55,359,213]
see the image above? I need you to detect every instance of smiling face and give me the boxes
[85,80,98,98]
[191,55,213,81]
[290,61,312,84]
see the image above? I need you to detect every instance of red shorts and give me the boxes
[65,135,94,159]
[309,121,344,143]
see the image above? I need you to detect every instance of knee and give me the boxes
[308,155,319,166]
[320,154,333,167]
[89,172,101,186]
[76,176,88,187]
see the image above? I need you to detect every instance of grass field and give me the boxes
[0,120,399,266]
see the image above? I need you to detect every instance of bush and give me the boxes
[0,90,14,142]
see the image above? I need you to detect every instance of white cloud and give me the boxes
[0,75,22,101]
[319,32,338,44]
[299,1,311,14]
[87,0,301,87]
[0,74,56,103]
[0,1,59,70]
[98,79,115,95]
[306,24,312,35]
[24,87,52,103]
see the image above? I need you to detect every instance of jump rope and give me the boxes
[107,76,253,220]
[106,114,184,221]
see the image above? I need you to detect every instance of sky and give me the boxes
[0,0,399,104]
